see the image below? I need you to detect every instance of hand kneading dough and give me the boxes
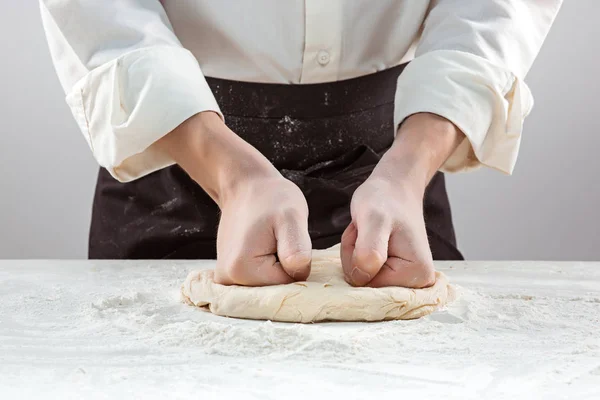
[181,246,456,323]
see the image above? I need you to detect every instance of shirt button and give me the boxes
[317,50,330,66]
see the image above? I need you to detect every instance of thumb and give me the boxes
[340,222,358,281]
[275,210,312,281]
[349,212,390,286]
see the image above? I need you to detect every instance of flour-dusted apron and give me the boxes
[89,64,463,260]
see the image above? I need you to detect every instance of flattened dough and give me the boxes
[181,246,456,323]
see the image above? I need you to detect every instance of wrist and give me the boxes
[372,113,463,194]
[158,111,278,206]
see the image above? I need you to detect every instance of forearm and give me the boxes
[372,112,464,195]
[157,112,278,207]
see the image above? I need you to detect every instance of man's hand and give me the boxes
[158,112,311,286]
[342,176,435,288]
[342,113,464,288]
[216,174,312,286]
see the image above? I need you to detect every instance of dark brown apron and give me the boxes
[89,63,463,260]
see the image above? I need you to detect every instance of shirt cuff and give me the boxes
[394,50,534,174]
[65,46,222,182]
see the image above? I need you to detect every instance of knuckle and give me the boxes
[225,258,248,281]
[362,208,389,228]
[413,262,436,288]
[277,206,304,223]
[355,247,386,266]
[352,248,387,278]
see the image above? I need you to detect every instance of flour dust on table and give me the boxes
[182,246,456,323]
[1,258,599,399]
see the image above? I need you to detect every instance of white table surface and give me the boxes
[1,259,599,399]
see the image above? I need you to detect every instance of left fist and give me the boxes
[341,176,436,288]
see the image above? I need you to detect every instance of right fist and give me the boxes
[214,175,312,286]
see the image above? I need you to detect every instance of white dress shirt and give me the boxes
[40,0,562,182]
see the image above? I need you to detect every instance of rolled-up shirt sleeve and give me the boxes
[394,0,562,174]
[40,0,222,182]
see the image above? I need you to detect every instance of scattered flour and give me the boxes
[0,260,599,399]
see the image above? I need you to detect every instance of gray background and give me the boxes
[0,2,598,260]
